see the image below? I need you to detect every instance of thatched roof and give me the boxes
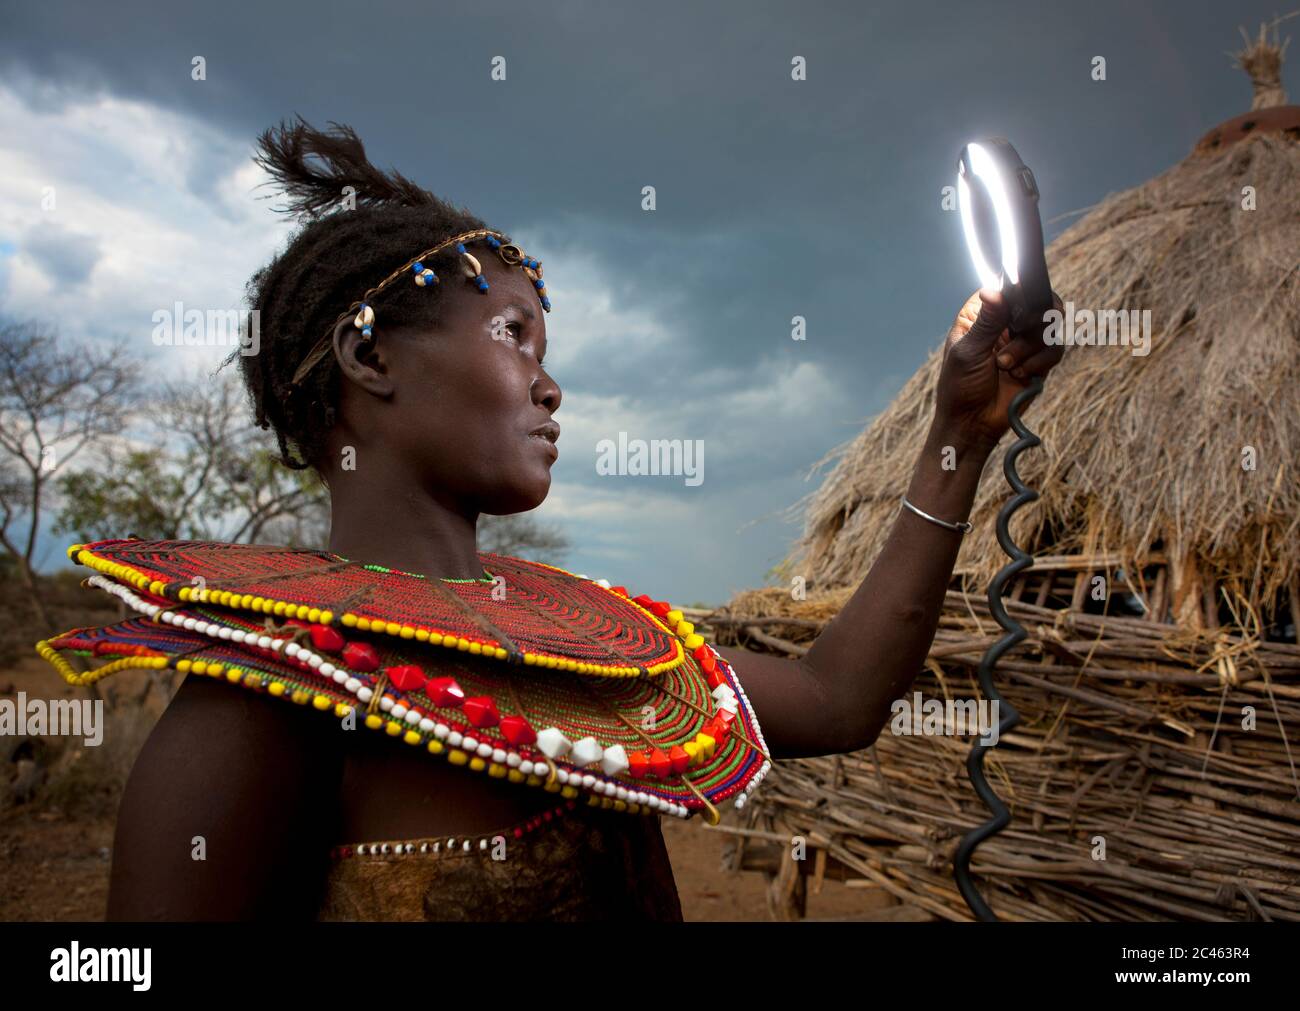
[788,26,1300,629]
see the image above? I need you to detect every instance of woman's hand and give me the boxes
[932,287,1066,451]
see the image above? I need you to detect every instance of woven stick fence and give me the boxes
[695,569,1300,921]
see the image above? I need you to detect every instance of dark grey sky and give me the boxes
[1,0,1289,602]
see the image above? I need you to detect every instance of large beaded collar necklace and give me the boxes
[38,539,771,823]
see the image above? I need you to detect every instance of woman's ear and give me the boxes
[332,315,395,398]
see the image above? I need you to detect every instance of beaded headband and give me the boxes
[289,227,551,387]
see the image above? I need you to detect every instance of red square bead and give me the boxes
[648,748,672,779]
[498,715,536,746]
[385,664,427,692]
[462,696,501,728]
[706,714,734,742]
[342,641,380,672]
[310,624,346,653]
[427,676,465,708]
[669,745,690,774]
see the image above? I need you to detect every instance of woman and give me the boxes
[40,118,1064,920]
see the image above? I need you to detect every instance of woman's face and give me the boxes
[337,252,562,516]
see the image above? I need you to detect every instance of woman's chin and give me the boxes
[524,477,551,509]
[486,476,550,515]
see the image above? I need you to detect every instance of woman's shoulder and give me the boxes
[108,674,344,919]
[151,671,344,772]
[114,665,342,834]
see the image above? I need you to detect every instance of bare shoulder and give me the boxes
[146,672,342,766]
[107,675,344,920]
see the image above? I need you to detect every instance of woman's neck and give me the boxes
[325,474,485,581]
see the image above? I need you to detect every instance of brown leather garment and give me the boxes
[317,804,684,922]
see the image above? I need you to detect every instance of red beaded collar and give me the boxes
[65,538,687,678]
[38,539,772,822]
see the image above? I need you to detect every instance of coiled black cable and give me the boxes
[952,374,1043,921]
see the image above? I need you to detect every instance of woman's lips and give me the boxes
[529,431,559,459]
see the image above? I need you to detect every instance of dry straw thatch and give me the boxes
[795,110,1299,627]
[712,22,1300,921]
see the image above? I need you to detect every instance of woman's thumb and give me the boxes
[957,287,1010,354]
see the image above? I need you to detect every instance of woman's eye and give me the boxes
[492,318,544,365]
[492,318,522,341]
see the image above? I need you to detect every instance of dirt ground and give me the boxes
[2,651,889,921]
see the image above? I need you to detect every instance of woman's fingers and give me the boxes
[1008,346,1064,379]
[996,328,1052,367]
[995,291,1065,372]
[952,288,1067,377]
[995,332,1036,369]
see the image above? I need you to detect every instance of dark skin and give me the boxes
[107,254,1065,918]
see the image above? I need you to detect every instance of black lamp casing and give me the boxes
[952,135,1053,921]
[958,138,1053,335]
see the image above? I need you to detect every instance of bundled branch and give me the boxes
[706,581,1300,921]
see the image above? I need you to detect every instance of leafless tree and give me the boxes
[478,513,569,564]
[55,370,328,548]
[0,320,139,626]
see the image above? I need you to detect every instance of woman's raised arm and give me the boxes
[721,288,1064,759]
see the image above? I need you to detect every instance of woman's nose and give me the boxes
[531,374,561,413]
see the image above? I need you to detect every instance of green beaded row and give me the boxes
[340,555,497,585]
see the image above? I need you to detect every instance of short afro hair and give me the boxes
[238,116,504,470]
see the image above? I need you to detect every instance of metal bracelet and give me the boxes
[901,496,973,533]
